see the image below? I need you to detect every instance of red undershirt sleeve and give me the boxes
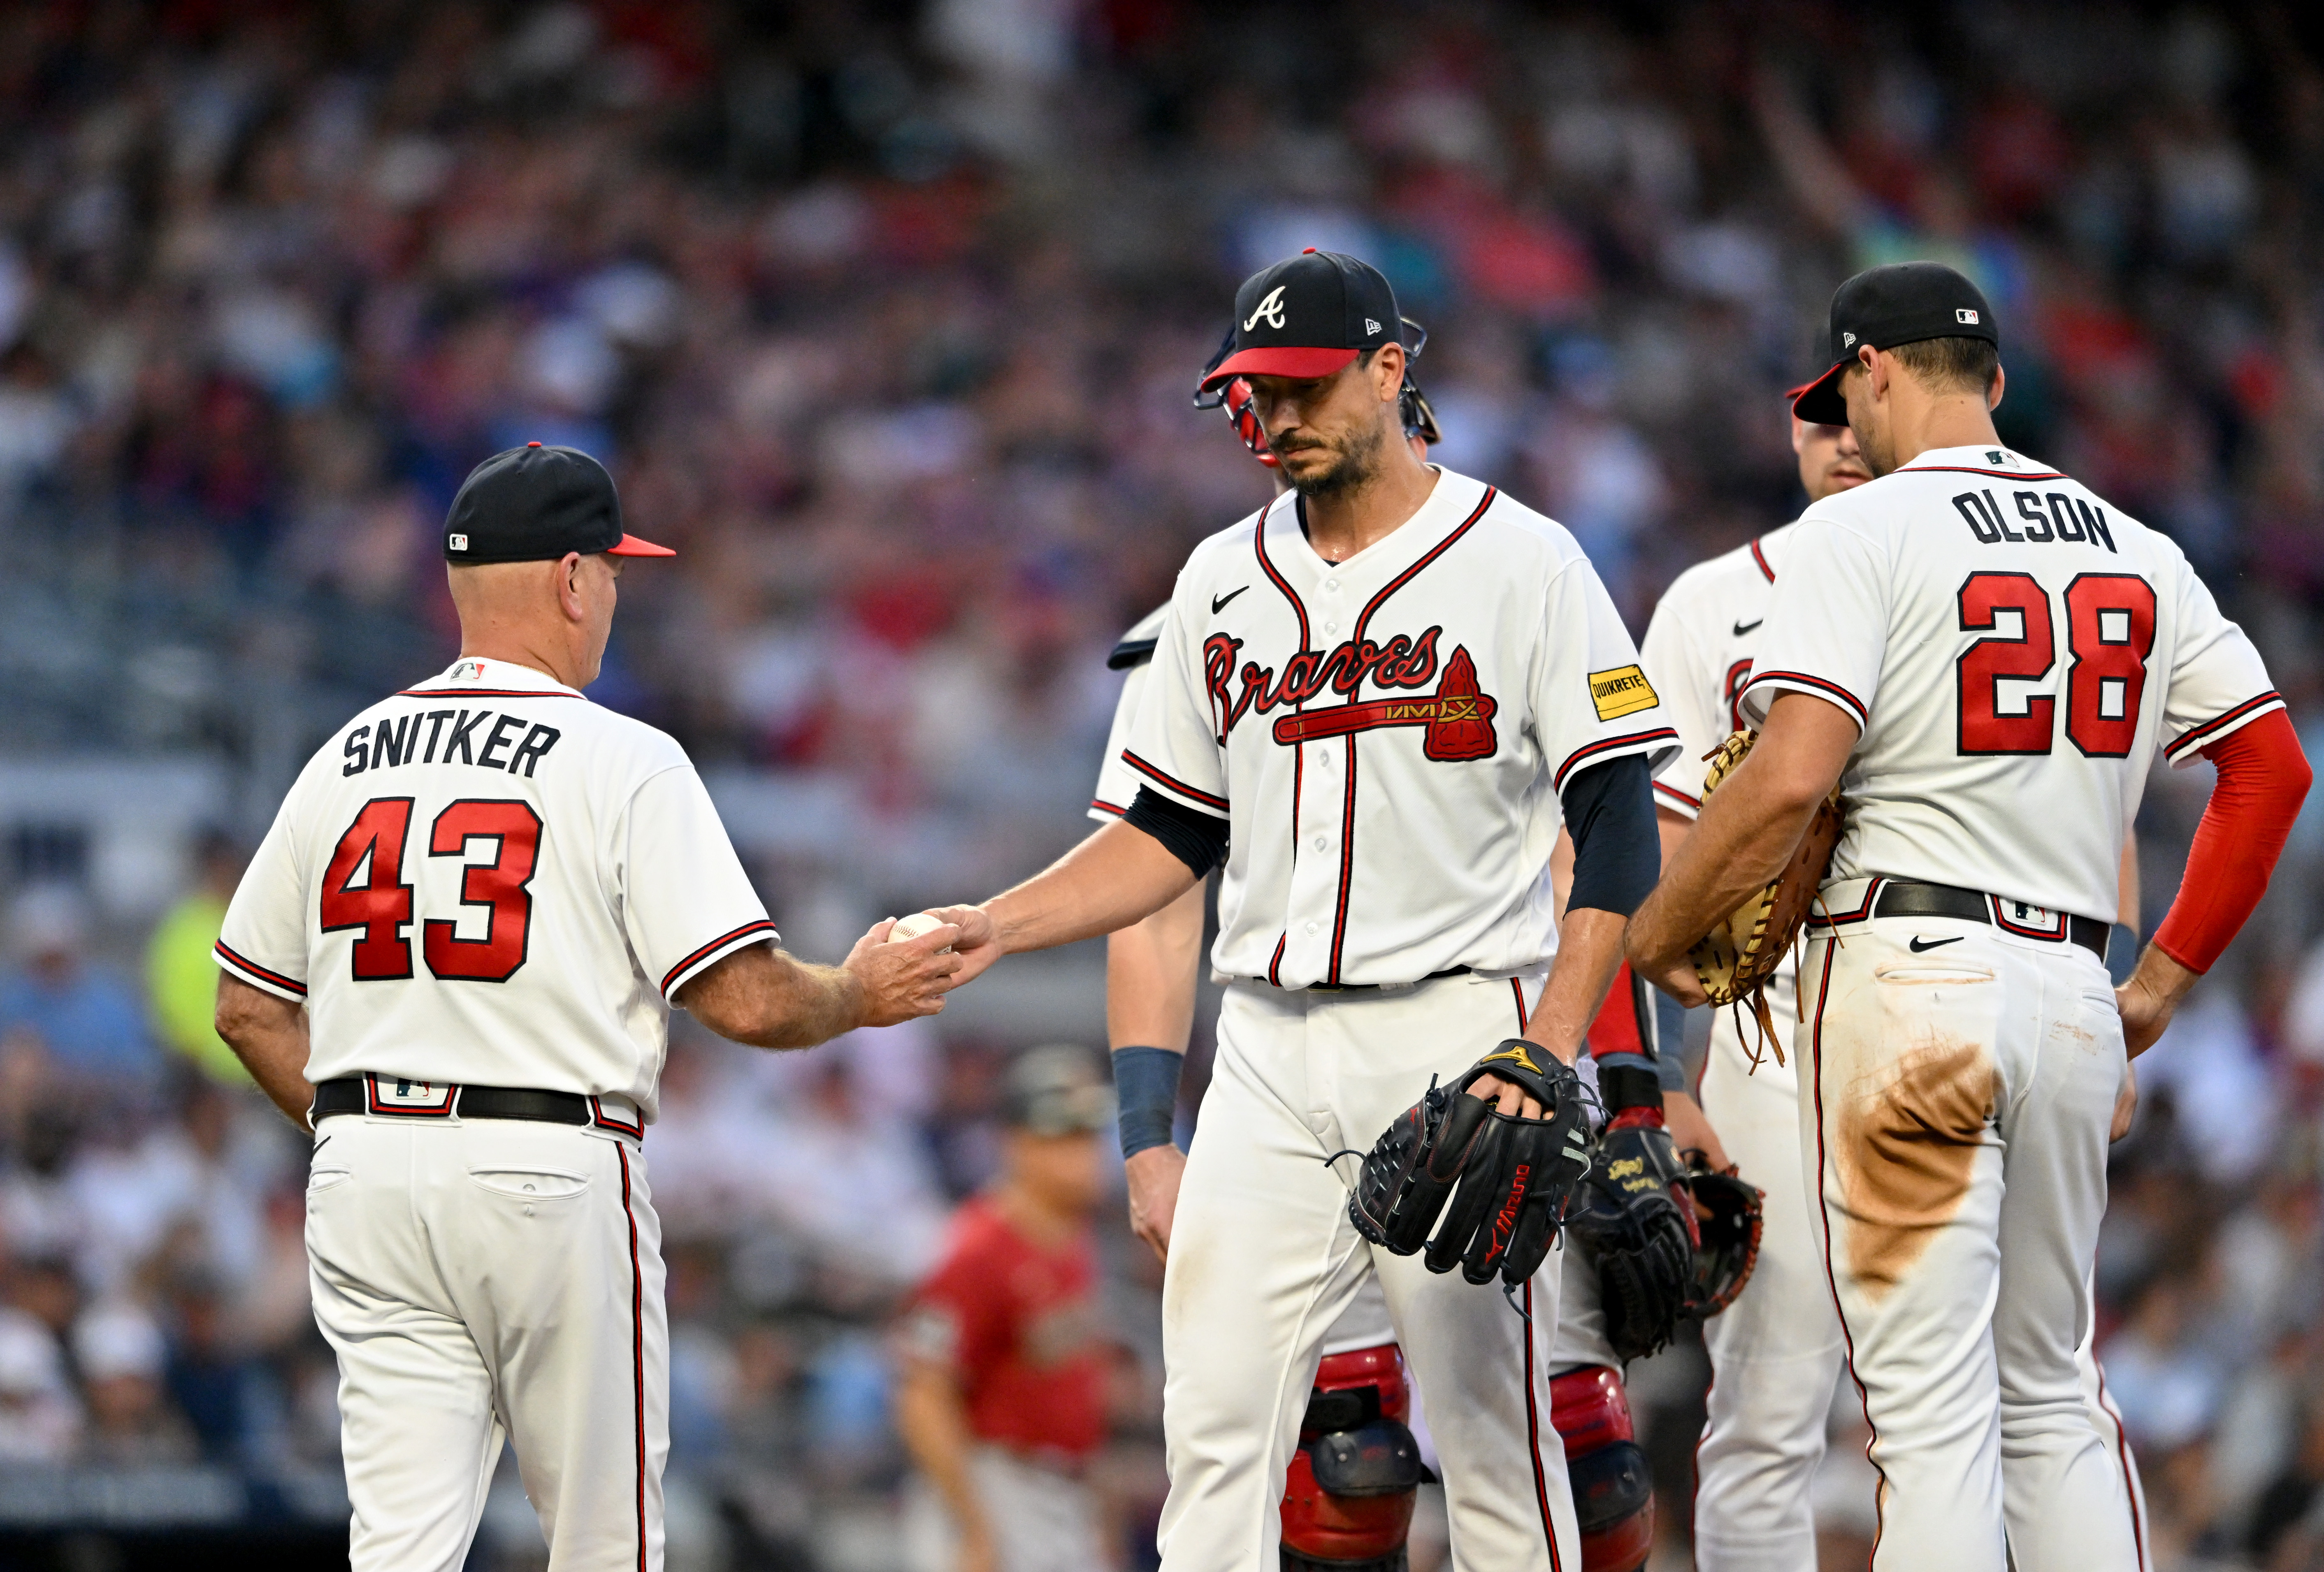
[2150,709,2312,974]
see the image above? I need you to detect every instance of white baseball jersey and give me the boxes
[1124,469,1677,988]
[1639,524,1795,821]
[1742,443,2280,923]
[216,656,775,1117]
[1090,605,1168,825]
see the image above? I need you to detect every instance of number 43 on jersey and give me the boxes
[322,798,542,982]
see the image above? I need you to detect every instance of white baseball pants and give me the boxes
[305,1114,666,1572]
[1159,973,1580,1572]
[1798,893,2139,1572]
[1691,965,2151,1572]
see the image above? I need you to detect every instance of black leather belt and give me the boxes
[311,1074,642,1135]
[1271,966,1472,994]
[1829,879,2108,959]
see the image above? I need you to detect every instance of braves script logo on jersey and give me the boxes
[1201,627,1500,763]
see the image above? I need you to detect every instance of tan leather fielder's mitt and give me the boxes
[1686,729,1843,1068]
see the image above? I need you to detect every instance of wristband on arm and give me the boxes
[1113,1046,1184,1159]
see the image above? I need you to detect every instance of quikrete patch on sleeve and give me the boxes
[1590,665,1659,721]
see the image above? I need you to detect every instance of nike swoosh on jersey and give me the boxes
[1907,935,1964,952]
[1733,618,1762,636]
[1212,586,1250,614]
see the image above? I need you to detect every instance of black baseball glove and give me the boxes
[1566,1113,1700,1362]
[1348,1040,1594,1289]
[1681,1162,1764,1318]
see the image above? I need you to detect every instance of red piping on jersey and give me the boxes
[1895,464,2067,481]
[1323,488,1498,983]
[1121,751,1229,813]
[590,1096,645,1139]
[1652,779,1701,810]
[1748,537,1776,583]
[1089,797,1128,818]
[1806,877,1884,929]
[396,688,587,699]
[1511,977,1529,1030]
[1740,669,1869,729]
[2162,691,2284,761]
[1258,510,1313,928]
[1806,938,1892,1565]
[659,919,779,996]
[1523,1280,1564,1569]
[1552,726,1679,791]
[618,1143,648,1572]
[214,941,308,997]
[1267,933,1287,988]
[2093,1358,2150,1571]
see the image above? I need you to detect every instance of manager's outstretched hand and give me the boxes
[843,918,965,1025]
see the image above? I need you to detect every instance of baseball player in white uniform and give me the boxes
[1628,263,2311,1572]
[209,443,961,1572]
[1642,405,2152,1570]
[929,249,1678,1571]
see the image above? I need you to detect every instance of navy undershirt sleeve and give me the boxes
[1561,753,1657,918]
[1124,786,1229,879]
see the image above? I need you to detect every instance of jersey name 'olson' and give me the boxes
[341,709,562,779]
[1952,487,2118,551]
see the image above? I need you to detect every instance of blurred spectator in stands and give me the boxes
[761,1053,951,1282]
[895,1045,1119,1572]
[0,885,158,1089]
[75,1300,198,1466]
[0,1302,82,1462]
[161,1266,263,1465]
[146,830,249,1086]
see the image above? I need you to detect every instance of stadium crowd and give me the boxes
[1,1,2323,1567]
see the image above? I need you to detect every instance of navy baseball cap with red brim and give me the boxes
[1791,262,2000,426]
[443,442,674,562]
[1201,249,1414,390]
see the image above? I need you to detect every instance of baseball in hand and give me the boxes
[891,912,954,952]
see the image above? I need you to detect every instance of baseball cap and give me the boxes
[1200,249,1416,391]
[443,443,674,564]
[999,1045,1117,1137]
[1790,262,2000,426]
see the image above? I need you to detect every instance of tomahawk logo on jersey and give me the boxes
[215,655,775,1118]
[1741,445,2280,923]
[1122,470,1678,989]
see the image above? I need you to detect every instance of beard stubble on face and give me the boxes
[1283,413,1388,500]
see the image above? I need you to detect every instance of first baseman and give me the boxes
[211,444,959,1572]
[1629,263,2311,1572]
[927,248,1677,1570]
[1642,401,2150,1569]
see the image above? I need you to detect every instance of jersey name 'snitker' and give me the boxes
[216,657,775,1117]
[1742,445,2280,924]
[1125,469,1678,988]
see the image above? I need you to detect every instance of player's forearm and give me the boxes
[1522,907,1627,1066]
[678,944,864,1049]
[1106,881,1206,1051]
[892,1367,994,1544]
[1627,694,1854,976]
[213,975,314,1131]
[984,820,1197,958]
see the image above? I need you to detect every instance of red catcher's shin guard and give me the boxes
[1280,1345,1422,1572]
[1551,1365,1655,1572]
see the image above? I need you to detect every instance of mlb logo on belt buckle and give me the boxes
[1990,896,2067,941]
[365,1074,458,1115]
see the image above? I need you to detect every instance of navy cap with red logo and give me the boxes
[1790,262,2000,426]
[443,443,675,564]
[1200,249,1417,391]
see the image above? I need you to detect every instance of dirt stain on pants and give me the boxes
[1835,1036,1998,1298]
